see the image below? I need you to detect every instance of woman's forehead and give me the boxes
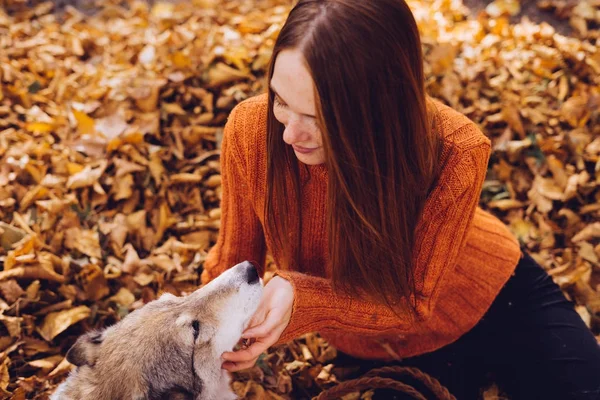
[271,49,316,117]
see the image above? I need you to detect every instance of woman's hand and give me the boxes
[221,276,294,372]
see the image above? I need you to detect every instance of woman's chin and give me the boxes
[294,150,325,165]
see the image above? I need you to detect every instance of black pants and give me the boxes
[337,251,600,399]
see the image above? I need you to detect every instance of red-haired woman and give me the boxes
[201,0,600,398]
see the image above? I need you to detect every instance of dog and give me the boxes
[51,261,263,400]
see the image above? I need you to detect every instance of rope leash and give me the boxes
[314,366,457,400]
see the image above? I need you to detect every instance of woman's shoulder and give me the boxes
[221,93,268,185]
[227,93,268,132]
[223,93,268,156]
[428,97,490,151]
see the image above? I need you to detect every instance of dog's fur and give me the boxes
[51,261,263,400]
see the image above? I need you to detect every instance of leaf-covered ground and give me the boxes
[0,0,599,398]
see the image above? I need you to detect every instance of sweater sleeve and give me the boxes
[274,130,491,344]
[201,105,267,285]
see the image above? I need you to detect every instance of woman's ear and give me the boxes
[65,330,104,367]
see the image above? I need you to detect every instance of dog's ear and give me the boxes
[66,331,103,367]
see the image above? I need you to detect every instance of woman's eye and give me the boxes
[192,320,200,339]
[274,96,287,108]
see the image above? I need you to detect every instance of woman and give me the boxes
[201,0,600,398]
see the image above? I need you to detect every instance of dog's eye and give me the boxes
[192,320,200,339]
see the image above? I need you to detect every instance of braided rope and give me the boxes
[314,366,457,400]
[315,377,427,400]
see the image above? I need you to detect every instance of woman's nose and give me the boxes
[282,117,309,145]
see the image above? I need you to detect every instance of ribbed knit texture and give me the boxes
[202,94,522,360]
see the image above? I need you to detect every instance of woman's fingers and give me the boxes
[222,358,257,372]
[221,329,283,371]
[246,306,267,331]
[222,339,268,363]
[243,308,282,338]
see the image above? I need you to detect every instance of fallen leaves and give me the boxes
[0,0,599,398]
[37,306,91,342]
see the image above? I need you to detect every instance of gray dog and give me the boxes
[51,261,263,400]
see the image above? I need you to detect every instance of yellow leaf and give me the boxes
[67,162,84,175]
[72,110,96,135]
[172,51,191,68]
[107,137,123,152]
[123,132,145,144]
[24,163,44,183]
[25,122,53,133]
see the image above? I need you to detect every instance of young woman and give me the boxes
[201,0,600,398]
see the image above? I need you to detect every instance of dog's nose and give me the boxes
[245,261,259,284]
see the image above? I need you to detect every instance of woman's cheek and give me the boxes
[273,108,288,125]
[309,125,323,146]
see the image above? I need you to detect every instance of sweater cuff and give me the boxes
[272,270,340,344]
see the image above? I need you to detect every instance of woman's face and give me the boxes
[270,49,326,165]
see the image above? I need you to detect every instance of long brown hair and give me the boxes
[265,0,442,312]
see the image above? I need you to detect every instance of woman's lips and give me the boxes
[292,145,319,154]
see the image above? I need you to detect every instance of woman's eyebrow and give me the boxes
[269,83,316,119]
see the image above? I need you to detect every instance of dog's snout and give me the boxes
[245,262,259,284]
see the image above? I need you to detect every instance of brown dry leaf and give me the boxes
[560,96,590,127]
[0,280,25,304]
[28,355,63,373]
[486,0,521,17]
[1,0,600,397]
[487,199,526,211]
[0,222,27,251]
[113,174,134,200]
[48,357,74,378]
[501,103,526,138]
[109,287,135,307]
[0,357,9,392]
[64,228,102,259]
[0,315,23,338]
[37,306,91,342]
[428,43,458,75]
[66,162,107,189]
[577,242,599,265]
[79,264,110,302]
[0,266,65,283]
[206,62,252,87]
[572,223,600,242]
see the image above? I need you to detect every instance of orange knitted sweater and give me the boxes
[201,94,522,360]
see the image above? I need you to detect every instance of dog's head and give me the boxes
[56,261,262,400]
